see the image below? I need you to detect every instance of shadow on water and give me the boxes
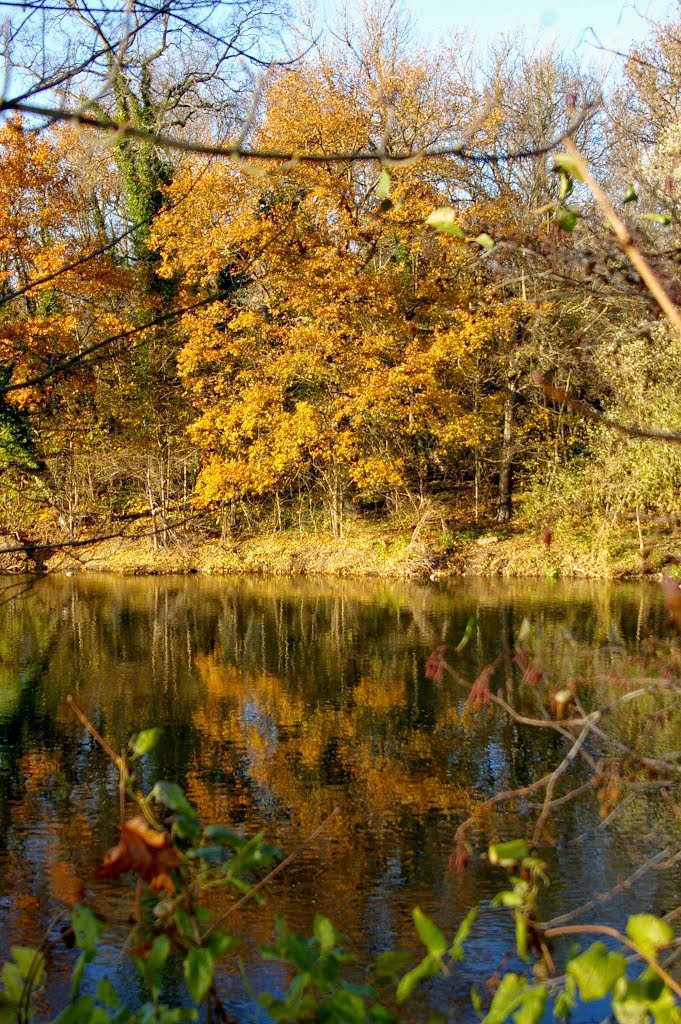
[0,574,676,1020]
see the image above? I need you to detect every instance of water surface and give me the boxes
[0,575,677,1020]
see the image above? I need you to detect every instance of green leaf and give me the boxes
[129,728,161,760]
[425,208,465,238]
[553,153,585,182]
[147,935,171,1000]
[566,942,626,1001]
[481,973,530,1024]
[641,212,672,225]
[612,975,662,1024]
[488,839,529,867]
[185,845,224,862]
[558,170,574,201]
[202,825,245,848]
[55,995,103,1024]
[1,962,24,1003]
[450,907,477,961]
[376,169,391,200]
[412,908,446,957]
[313,916,338,954]
[71,907,102,958]
[626,914,674,959]
[172,815,201,843]
[395,954,439,1003]
[514,985,547,1024]
[474,232,495,250]
[10,947,45,988]
[203,930,238,959]
[96,977,120,1009]
[370,950,414,986]
[70,953,87,1002]
[184,948,214,1005]
[150,782,196,818]
[554,977,577,1019]
[455,618,477,653]
[553,207,580,232]
[623,184,639,204]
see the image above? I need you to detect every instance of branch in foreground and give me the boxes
[563,137,681,338]
[0,97,601,166]
[533,373,681,445]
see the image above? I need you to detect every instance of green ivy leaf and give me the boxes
[184,948,214,1005]
[425,208,465,238]
[566,942,626,1001]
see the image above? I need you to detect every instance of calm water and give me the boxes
[0,574,679,1020]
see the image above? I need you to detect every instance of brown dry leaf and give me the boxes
[95,815,180,893]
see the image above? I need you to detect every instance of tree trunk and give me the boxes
[497,390,516,522]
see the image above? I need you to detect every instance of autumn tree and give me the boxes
[150,6,541,536]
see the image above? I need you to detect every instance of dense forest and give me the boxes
[1,0,681,576]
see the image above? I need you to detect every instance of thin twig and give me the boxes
[563,137,681,339]
[66,693,122,768]
[202,807,340,939]
[543,847,673,929]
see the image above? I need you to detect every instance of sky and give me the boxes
[398,0,677,61]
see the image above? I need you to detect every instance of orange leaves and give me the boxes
[95,816,180,893]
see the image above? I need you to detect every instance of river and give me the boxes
[0,574,678,1020]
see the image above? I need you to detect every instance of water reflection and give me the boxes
[0,575,677,1020]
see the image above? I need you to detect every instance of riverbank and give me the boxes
[33,514,681,579]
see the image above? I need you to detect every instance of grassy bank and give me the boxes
[28,510,681,579]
